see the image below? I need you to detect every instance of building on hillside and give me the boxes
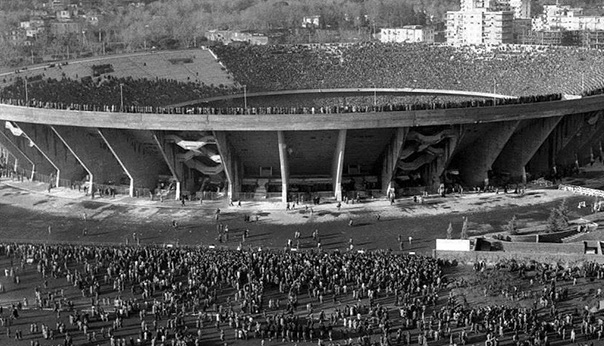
[49,21,82,36]
[483,11,514,43]
[582,30,604,49]
[206,30,269,46]
[4,29,27,44]
[507,0,531,19]
[512,18,532,42]
[302,15,321,28]
[379,26,435,43]
[447,8,513,45]
[517,29,582,46]
[56,10,71,21]
[19,19,45,38]
[533,5,604,31]
[460,0,530,18]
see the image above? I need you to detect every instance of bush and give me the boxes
[460,217,468,239]
[546,199,570,233]
[504,215,518,235]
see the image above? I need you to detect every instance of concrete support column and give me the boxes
[428,133,460,191]
[153,131,182,200]
[97,129,134,197]
[332,129,347,201]
[493,117,562,184]
[97,128,165,197]
[50,126,94,194]
[381,127,407,195]
[52,125,125,194]
[277,131,289,203]
[553,112,601,166]
[456,121,519,187]
[18,122,88,188]
[214,131,240,202]
[11,122,60,187]
[0,130,35,179]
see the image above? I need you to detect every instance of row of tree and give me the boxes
[445,199,572,240]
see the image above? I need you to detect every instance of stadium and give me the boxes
[1,42,604,204]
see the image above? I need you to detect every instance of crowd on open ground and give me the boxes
[0,239,603,346]
[1,43,604,115]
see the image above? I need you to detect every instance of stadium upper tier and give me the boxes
[1,44,604,110]
[213,43,604,97]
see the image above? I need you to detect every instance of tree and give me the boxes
[546,199,570,233]
[460,217,468,239]
[446,222,453,239]
[504,215,518,235]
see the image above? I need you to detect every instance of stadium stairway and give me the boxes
[255,179,270,199]
[184,158,224,175]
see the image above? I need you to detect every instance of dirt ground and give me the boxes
[0,178,598,255]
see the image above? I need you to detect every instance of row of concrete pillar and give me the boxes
[1,112,603,203]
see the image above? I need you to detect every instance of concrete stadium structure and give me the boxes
[1,88,604,204]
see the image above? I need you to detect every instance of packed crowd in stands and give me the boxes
[0,241,603,346]
[1,43,604,115]
[0,92,564,115]
[212,43,604,97]
[0,75,237,110]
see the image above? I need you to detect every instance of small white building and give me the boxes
[380,26,435,43]
[302,15,321,28]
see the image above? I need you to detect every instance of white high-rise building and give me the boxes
[460,0,530,18]
[508,0,531,19]
[447,0,515,46]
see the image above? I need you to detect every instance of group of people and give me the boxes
[0,239,603,346]
[213,42,604,98]
[0,74,236,110]
[1,43,604,116]
[0,242,446,346]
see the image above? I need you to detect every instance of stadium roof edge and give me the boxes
[167,88,519,108]
[1,94,603,131]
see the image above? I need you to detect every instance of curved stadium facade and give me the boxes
[0,45,604,203]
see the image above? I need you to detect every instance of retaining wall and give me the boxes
[434,250,604,267]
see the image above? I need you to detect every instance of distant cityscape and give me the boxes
[2,0,604,68]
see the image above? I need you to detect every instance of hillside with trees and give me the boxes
[1,0,603,68]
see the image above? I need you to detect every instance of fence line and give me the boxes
[558,184,604,198]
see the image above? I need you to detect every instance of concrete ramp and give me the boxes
[184,159,224,175]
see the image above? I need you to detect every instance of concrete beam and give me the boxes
[50,126,94,193]
[427,131,461,191]
[493,117,562,183]
[96,129,134,197]
[152,131,182,200]
[455,121,520,187]
[527,113,586,176]
[8,122,60,187]
[214,131,240,202]
[0,130,35,179]
[51,125,125,191]
[381,128,408,194]
[332,129,347,201]
[4,94,604,131]
[96,128,166,197]
[17,122,88,187]
[277,131,289,203]
[556,113,604,166]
